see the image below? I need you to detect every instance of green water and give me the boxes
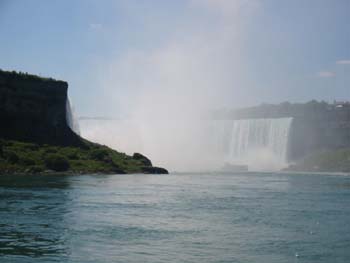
[1,172,350,262]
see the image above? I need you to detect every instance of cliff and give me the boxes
[0,69,168,174]
[0,70,83,146]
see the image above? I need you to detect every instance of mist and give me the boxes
[80,0,263,172]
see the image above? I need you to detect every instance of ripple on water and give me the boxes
[0,172,350,263]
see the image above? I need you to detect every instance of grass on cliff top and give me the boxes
[289,148,350,172]
[0,139,147,174]
[0,69,65,84]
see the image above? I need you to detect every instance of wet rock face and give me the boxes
[0,70,82,146]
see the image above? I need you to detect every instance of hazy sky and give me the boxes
[1,0,350,117]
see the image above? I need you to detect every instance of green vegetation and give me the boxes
[286,149,350,173]
[0,139,154,175]
[0,68,168,175]
[44,154,70,172]
[0,68,65,83]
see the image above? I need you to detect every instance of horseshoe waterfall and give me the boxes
[223,118,293,171]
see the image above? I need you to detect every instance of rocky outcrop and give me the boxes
[132,153,152,166]
[0,70,82,146]
[141,166,169,174]
[132,153,168,174]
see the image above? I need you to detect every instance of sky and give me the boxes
[1,0,350,117]
[2,0,350,170]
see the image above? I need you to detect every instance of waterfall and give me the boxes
[225,118,293,170]
[79,117,292,172]
[66,97,81,135]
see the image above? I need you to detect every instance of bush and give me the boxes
[5,151,19,164]
[44,154,70,171]
[89,148,110,161]
[132,153,152,166]
[44,148,58,154]
[67,151,79,160]
[26,165,44,173]
[24,143,39,151]
[20,157,36,166]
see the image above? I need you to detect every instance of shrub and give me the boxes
[20,157,36,166]
[44,154,70,171]
[66,151,79,160]
[44,148,58,154]
[26,165,44,173]
[24,143,39,151]
[132,153,152,166]
[89,148,110,161]
[5,151,19,164]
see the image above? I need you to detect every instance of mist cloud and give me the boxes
[81,0,260,171]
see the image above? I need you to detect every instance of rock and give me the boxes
[0,70,169,175]
[141,166,168,174]
[132,153,152,166]
[0,69,83,147]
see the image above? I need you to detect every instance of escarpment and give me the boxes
[0,70,82,146]
[0,69,168,174]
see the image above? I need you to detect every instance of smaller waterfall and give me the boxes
[225,118,293,170]
[66,97,81,135]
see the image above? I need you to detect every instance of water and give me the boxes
[224,118,293,170]
[80,119,293,172]
[66,97,81,135]
[1,172,350,263]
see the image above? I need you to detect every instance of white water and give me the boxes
[66,97,81,135]
[224,118,293,171]
[80,118,292,172]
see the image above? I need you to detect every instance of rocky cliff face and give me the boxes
[0,70,169,174]
[0,70,82,146]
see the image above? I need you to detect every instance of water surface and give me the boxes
[0,172,350,263]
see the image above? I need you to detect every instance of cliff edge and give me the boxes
[0,70,82,146]
[0,69,168,174]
